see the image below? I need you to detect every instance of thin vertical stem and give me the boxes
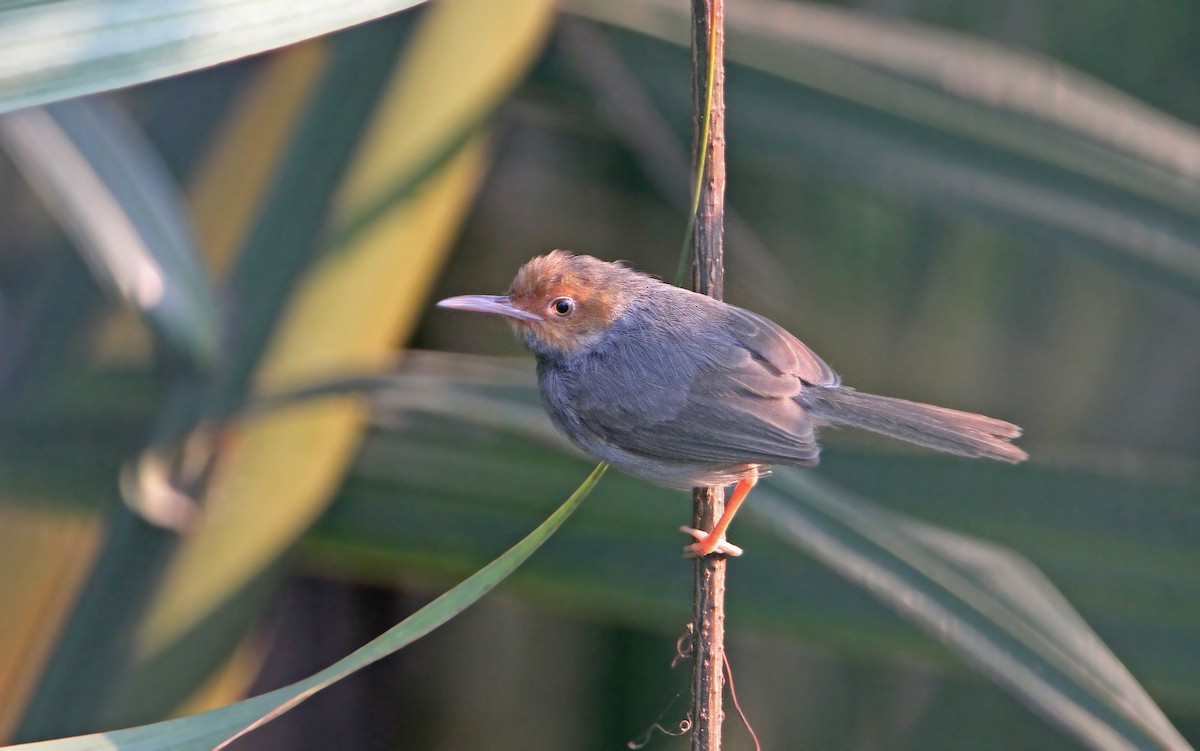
[689,0,726,750]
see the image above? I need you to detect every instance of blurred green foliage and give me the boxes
[0,1,1197,750]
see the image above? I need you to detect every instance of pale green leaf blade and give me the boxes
[1,462,606,751]
[750,473,1192,751]
[0,97,219,367]
[0,0,432,115]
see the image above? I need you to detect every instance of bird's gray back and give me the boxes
[535,287,823,488]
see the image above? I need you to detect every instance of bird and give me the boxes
[438,250,1027,557]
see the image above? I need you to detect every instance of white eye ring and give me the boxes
[551,297,575,316]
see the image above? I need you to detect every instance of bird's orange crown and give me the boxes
[507,250,636,354]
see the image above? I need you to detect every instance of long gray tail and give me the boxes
[800,387,1027,463]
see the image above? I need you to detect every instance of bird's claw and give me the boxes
[680,526,743,557]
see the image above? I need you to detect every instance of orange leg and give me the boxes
[680,471,758,557]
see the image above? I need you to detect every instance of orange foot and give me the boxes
[680,525,744,557]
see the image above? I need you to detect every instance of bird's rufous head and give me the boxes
[437,250,637,356]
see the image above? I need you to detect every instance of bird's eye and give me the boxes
[551,297,575,317]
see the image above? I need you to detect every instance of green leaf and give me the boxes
[0,250,104,415]
[204,17,408,417]
[0,0,433,115]
[1,463,606,751]
[12,20,408,742]
[750,473,1192,751]
[4,357,1197,725]
[330,352,1191,749]
[566,0,1200,297]
[0,97,219,368]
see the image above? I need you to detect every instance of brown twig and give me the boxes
[689,1,727,750]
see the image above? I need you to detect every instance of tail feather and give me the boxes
[800,387,1027,463]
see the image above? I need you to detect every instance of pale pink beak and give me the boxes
[437,294,542,322]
